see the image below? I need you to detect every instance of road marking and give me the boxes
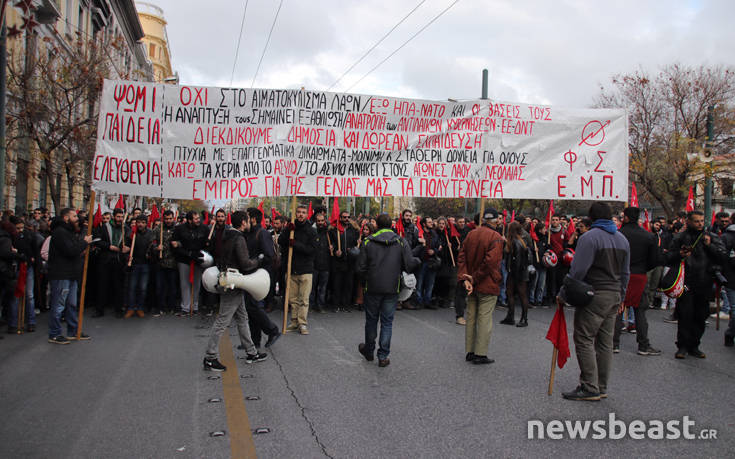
[219,334,257,458]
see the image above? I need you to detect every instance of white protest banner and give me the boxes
[93,79,628,201]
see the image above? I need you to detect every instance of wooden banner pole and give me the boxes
[445,232,455,267]
[159,206,164,259]
[282,196,298,334]
[76,190,96,340]
[127,232,136,267]
[548,346,558,396]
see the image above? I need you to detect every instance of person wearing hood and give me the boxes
[722,214,735,347]
[356,213,421,367]
[278,204,317,335]
[561,202,630,401]
[666,210,727,359]
[47,208,93,344]
[203,211,266,372]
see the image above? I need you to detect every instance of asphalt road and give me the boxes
[1,304,733,458]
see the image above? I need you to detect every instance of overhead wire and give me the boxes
[229,0,250,86]
[327,0,426,91]
[251,0,284,88]
[344,0,461,93]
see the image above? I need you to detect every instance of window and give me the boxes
[149,43,155,58]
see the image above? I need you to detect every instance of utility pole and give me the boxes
[477,68,488,217]
[704,105,714,226]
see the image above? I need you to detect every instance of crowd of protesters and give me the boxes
[0,202,733,370]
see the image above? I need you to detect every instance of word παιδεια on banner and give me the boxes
[92,80,629,202]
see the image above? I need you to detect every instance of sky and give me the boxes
[142,0,735,108]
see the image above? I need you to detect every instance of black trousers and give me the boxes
[613,299,650,349]
[95,261,124,314]
[331,264,354,308]
[506,278,529,319]
[675,287,710,351]
[246,294,279,348]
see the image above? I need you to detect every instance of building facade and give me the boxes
[135,1,176,84]
[3,0,154,214]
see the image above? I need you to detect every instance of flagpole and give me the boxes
[76,190,96,340]
[282,196,298,334]
[127,232,136,267]
[548,298,561,396]
[159,206,164,259]
[445,231,455,266]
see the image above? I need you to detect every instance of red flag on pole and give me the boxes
[502,209,507,227]
[93,204,102,228]
[685,186,695,212]
[630,183,639,208]
[395,216,405,237]
[114,195,125,210]
[148,204,159,228]
[272,207,281,222]
[449,220,460,238]
[226,212,231,225]
[416,216,424,239]
[545,200,554,229]
[530,222,539,242]
[189,260,195,284]
[330,198,342,232]
[565,218,576,239]
[510,210,515,223]
[545,303,570,369]
[711,209,716,227]
[258,202,266,228]
[643,209,651,232]
[14,262,27,298]
[307,202,314,219]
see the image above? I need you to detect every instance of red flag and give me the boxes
[226,212,231,225]
[203,210,210,226]
[630,183,639,207]
[449,220,460,238]
[530,222,539,242]
[545,303,570,369]
[395,216,405,237]
[711,209,716,227]
[643,209,651,232]
[416,216,424,239]
[308,202,314,219]
[510,210,515,223]
[93,204,102,228]
[114,195,125,210]
[14,262,27,298]
[148,204,159,228]
[545,200,554,229]
[271,208,281,222]
[685,186,694,212]
[131,223,138,235]
[565,218,576,240]
[189,260,195,284]
[258,202,266,228]
[502,210,507,226]
[330,198,342,232]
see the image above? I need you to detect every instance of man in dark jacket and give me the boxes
[400,209,420,250]
[124,216,156,318]
[562,202,630,401]
[203,211,267,372]
[356,213,420,367]
[47,209,93,344]
[457,209,505,365]
[154,210,178,316]
[278,205,317,334]
[311,213,331,313]
[329,211,360,311]
[722,216,735,347]
[8,217,38,332]
[667,210,727,359]
[92,208,129,317]
[171,211,209,315]
[613,207,661,356]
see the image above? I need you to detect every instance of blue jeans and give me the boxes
[725,288,735,338]
[157,267,178,312]
[499,262,508,304]
[720,287,730,314]
[529,267,546,304]
[310,270,329,310]
[363,293,398,360]
[10,265,36,327]
[48,279,79,338]
[128,264,150,309]
[415,263,437,306]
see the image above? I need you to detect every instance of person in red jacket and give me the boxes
[457,209,504,365]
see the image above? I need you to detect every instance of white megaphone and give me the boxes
[201,267,271,301]
[398,272,417,302]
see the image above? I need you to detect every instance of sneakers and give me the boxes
[499,317,515,325]
[627,325,637,334]
[599,391,608,399]
[203,358,226,372]
[358,343,374,361]
[245,353,268,364]
[124,309,135,319]
[378,358,390,367]
[299,325,309,335]
[152,311,163,318]
[688,348,706,359]
[286,322,299,331]
[710,311,730,320]
[136,310,145,318]
[48,335,70,345]
[562,385,601,401]
[456,317,466,325]
[472,356,494,365]
[265,331,281,348]
[613,345,620,354]
[67,333,91,341]
[637,346,661,356]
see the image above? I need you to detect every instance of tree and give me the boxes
[5,29,117,211]
[595,64,735,218]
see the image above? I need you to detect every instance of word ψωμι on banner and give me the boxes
[92,79,628,202]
